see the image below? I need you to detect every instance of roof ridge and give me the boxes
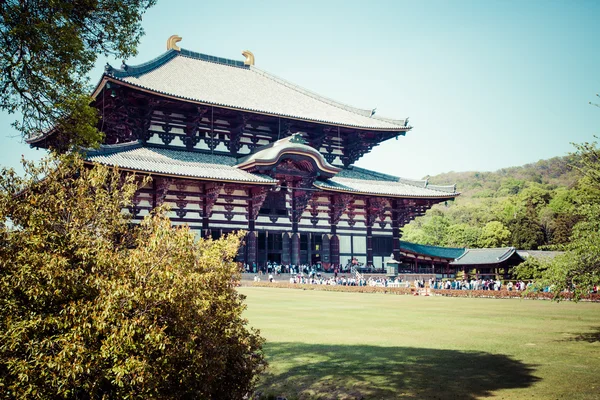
[179,48,248,69]
[498,247,516,261]
[84,141,142,156]
[105,48,250,79]
[348,166,400,181]
[105,50,179,78]
[250,66,407,126]
[454,248,470,261]
[399,240,464,252]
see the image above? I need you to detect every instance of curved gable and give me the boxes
[236,134,341,178]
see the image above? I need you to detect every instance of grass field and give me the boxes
[240,287,600,399]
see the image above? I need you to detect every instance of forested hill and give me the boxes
[401,154,583,250]
[426,155,580,197]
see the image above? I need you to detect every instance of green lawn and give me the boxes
[240,287,600,399]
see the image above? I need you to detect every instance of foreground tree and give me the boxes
[0,156,265,398]
[514,140,600,300]
[0,0,156,147]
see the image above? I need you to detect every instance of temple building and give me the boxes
[28,36,459,270]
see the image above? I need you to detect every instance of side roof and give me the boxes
[315,165,459,199]
[100,47,411,131]
[451,247,525,266]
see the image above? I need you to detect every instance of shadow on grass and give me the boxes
[258,342,539,399]
[564,326,600,343]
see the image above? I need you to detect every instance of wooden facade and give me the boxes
[29,41,459,270]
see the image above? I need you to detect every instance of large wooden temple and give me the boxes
[29,36,459,270]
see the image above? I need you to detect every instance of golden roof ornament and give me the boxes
[167,35,182,51]
[242,50,255,66]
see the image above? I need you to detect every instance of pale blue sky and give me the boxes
[1,0,599,180]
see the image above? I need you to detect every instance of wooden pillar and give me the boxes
[291,233,300,266]
[366,225,373,267]
[307,233,312,265]
[263,232,268,265]
[246,231,257,266]
[330,234,340,266]
[322,234,331,265]
[391,200,400,260]
[247,195,256,266]
[282,233,291,265]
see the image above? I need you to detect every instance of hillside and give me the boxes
[425,154,580,198]
[401,154,583,250]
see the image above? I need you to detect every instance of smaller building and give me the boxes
[451,247,524,279]
[398,241,464,277]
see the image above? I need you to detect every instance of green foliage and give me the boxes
[0,0,156,147]
[477,221,511,248]
[408,153,581,249]
[508,212,545,250]
[512,256,549,281]
[497,177,525,196]
[0,155,265,398]
[533,140,600,300]
[445,223,480,247]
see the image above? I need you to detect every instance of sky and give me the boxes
[1,0,599,180]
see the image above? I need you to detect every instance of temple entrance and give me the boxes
[257,231,283,267]
[267,253,282,264]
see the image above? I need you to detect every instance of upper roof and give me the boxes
[85,142,276,185]
[451,247,525,266]
[101,47,410,131]
[400,241,465,260]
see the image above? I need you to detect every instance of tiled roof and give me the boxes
[84,143,457,198]
[85,143,276,184]
[451,247,524,266]
[103,49,409,130]
[400,241,465,260]
[314,176,458,198]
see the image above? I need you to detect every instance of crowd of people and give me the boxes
[244,262,342,275]
[428,278,534,291]
[252,269,541,292]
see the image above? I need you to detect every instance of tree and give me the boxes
[477,221,511,248]
[0,155,265,398]
[0,0,156,147]
[445,223,480,248]
[526,139,600,300]
[418,214,451,246]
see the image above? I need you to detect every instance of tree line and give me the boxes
[402,154,583,250]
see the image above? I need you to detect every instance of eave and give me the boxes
[93,76,413,133]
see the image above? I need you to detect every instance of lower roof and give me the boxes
[83,142,459,199]
[84,142,276,185]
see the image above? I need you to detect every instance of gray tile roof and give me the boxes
[104,49,409,130]
[451,247,524,266]
[85,143,276,184]
[314,176,458,198]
